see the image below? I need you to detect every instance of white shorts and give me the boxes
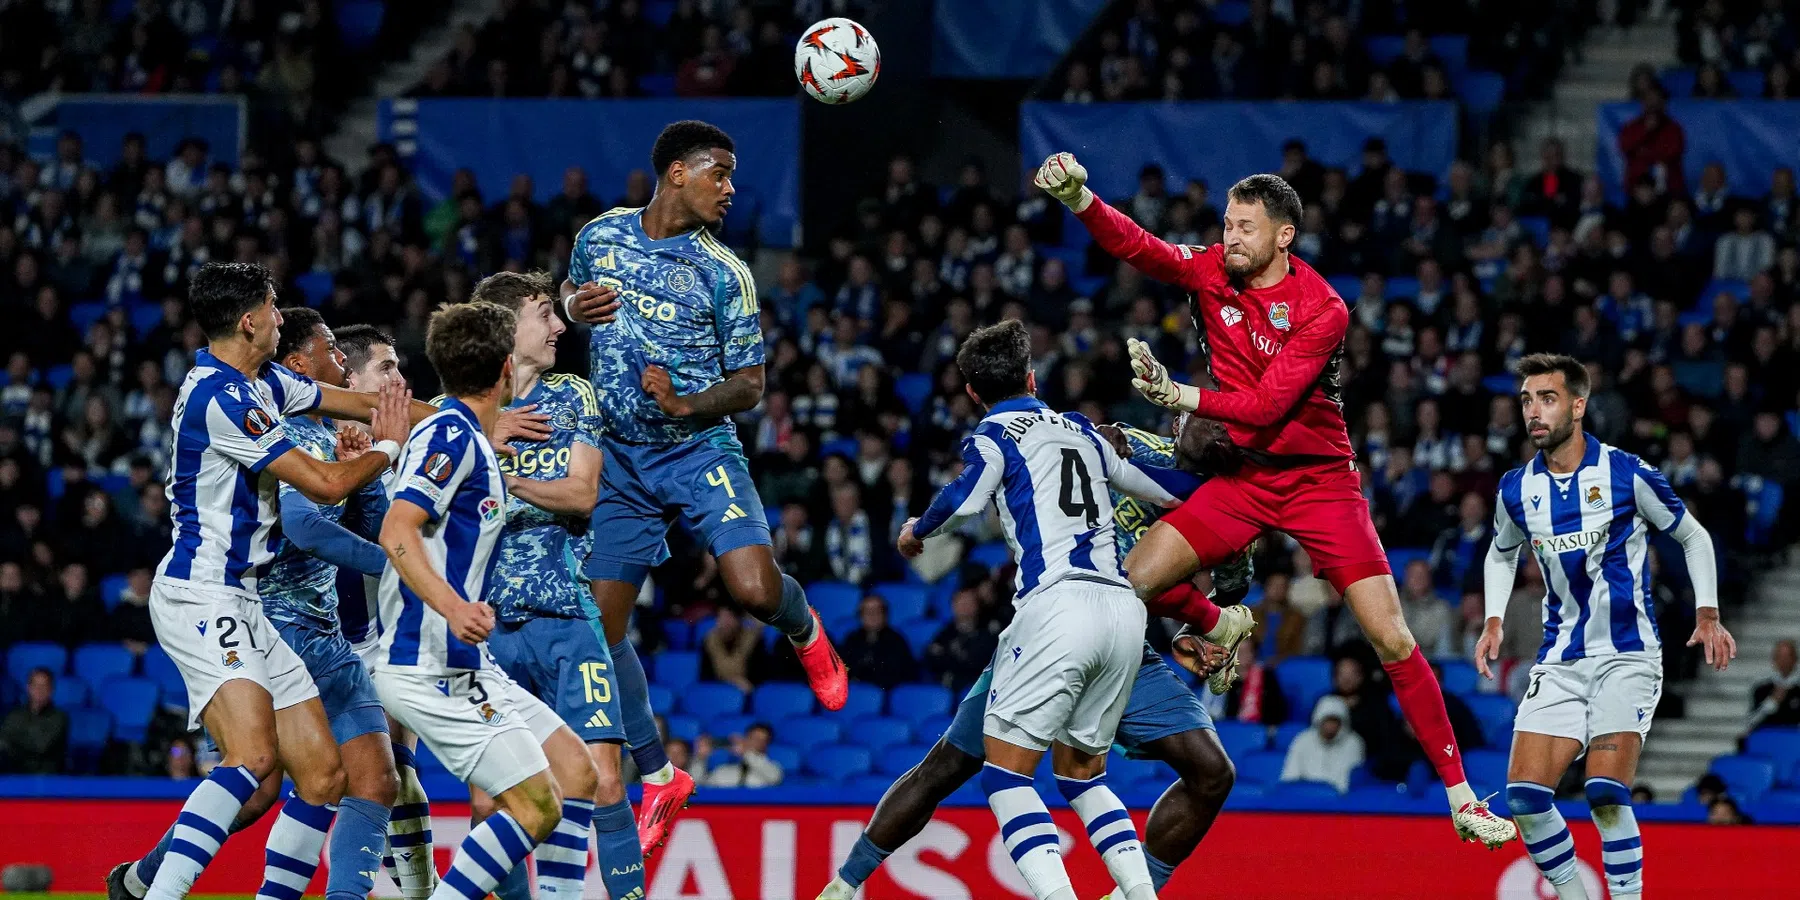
[985,582,1147,755]
[351,635,381,670]
[373,665,561,795]
[150,579,319,729]
[1516,651,1663,748]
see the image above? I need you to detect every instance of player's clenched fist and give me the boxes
[563,281,622,325]
[642,364,693,417]
[1033,152,1094,212]
[448,599,495,644]
[1127,337,1200,412]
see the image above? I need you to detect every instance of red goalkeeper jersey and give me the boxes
[1076,197,1354,460]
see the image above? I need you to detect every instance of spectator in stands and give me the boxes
[840,594,916,689]
[1398,559,1456,658]
[923,588,999,698]
[1329,656,1400,779]
[1222,638,1288,725]
[1737,411,1800,491]
[1707,796,1749,825]
[1520,137,1584,228]
[1302,583,1366,662]
[165,736,199,780]
[1280,695,1364,793]
[705,722,784,788]
[823,481,873,585]
[1749,638,1800,731]
[0,668,67,774]
[109,568,155,652]
[701,607,767,693]
[1714,206,1777,280]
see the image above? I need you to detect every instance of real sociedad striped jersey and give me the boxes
[376,398,506,671]
[913,396,1196,606]
[155,349,321,600]
[1493,433,1687,662]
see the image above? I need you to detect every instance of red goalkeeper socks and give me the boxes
[1145,582,1222,635]
[1384,646,1468,788]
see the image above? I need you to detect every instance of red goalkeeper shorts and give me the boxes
[1160,457,1390,593]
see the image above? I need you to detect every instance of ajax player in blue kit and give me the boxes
[459,271,646,900]
[561,120,849,854]
[1477,354,1736,900]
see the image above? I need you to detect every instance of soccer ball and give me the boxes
[794,17,880,104]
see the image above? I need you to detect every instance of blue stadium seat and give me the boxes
[1364,35,1406,65]
[1729,69,1766,97]
[1210,0,1250,27]
[1406,758,1441,789]
[1348,765,1393,791]
[664,714,701,743]
[753,683,817,721]
[643,0,677,28]
[1701,278,1750,303]
[654,650,700,691]
[1272,722,1306,752]
[806,581,864,622]
[765,744,802,773]
[53,675,90,709]
[1462,694,1518,747]
[70,302,108,335]
[807,744,874,777]
[1710,755,1777,803]
[43,364,75,391]
[913,714,954,743]
[1516,215,1551,248]
[1268,780,1343,799]
[1437,660,1479,696]
[848,774,896,794]
[1456,71,1506,118]
[1274,657,1332,723]
[1747,481,1784,548]
[414,742,449,775]
[1463,749,1510,789]
[295,271,333,307]
[1429,35,1471,77]
[73,643,135,683]
[1214,721,1268,759]
[129,302,163,338]
[100,676,160,743]
[335,0,385,52]
[679,682,746,721]
[897,619,941,654]
[707,714,754,739]
[826,613,859,640]
[100,574,131,612]
[967,542,1012,569]
[65,708,111,772]
[896,373,933,416]
[1384,276,1420,299]
[662,618,694,650]
[637,74,677,96]
[878,743,930,775]
[1106,755,1159,791]
[776,716,843,752]
[1386,547,1431,575]
[887,685,952,726]
[1745,728,1800,785]
[1327,274,1362,301]
[838,684,885,721]
[851,716,913,752]
[646,685,674,716]
[1234,750,1287,786]
[820,437,859,461]
[871,582,929,622]
[141,646,186,707]
[1659,67,1697,97]
[7,642,67,685]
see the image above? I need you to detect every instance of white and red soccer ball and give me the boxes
[793,17,880,104]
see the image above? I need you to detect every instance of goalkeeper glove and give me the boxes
[1033,152,1095,213]
[1128,337,1200,412]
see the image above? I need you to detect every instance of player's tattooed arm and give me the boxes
[381,499,494,643]
[643,363,764,418]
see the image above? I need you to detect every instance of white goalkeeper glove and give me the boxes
[1033,152,1095,213]
[1128,338,1200,412]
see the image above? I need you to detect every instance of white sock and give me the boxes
[431,811,539,900]
[981,763,1073,900]
[255,792,336,900]
[1506,782,1588,899]
[641,762,675,786]
[1057,774,1155,900]
[1446,780,1477,810]
[387,763,438,900]
[533,799,594,898]
[124,861,149,897]
[146,766,261,900]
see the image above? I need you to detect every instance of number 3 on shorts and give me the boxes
[705,465,736,498]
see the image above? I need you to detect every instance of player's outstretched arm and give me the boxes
[1187,302,1350,427]
[504,442,601,516]
[381,499,494,644]
[1036,152,1204,288]
[644,363,764,419]
[315,383,438,427]
[279,490,388,576]
[909,435,1005,547]
[265,383,411,505]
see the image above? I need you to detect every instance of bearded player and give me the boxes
[1034,153,1516,846]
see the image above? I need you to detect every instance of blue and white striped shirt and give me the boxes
[1493,434,1687,662]
[376,399,506,672]
[914,397,1193,607]
[155,349,321,600]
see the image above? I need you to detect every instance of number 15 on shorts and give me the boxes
[581,661,613,726]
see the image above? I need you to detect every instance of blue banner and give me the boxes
[55,95,244,167]
[1019,101,1460,198]
[932,0,1110,78]
[383,98,801,247]
[1597,101,1800,205]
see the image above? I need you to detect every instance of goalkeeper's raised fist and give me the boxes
[1033,152,1094,212]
